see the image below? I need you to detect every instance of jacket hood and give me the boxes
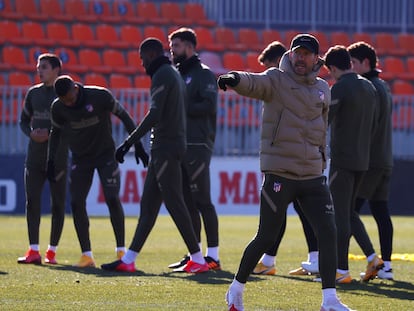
[279,51,324,85]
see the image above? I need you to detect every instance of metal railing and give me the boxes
[1,87,413,159]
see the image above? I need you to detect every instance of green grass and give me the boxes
[1,215,413,310]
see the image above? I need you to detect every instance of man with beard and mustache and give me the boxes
[167,27,221,271]
[218,34,354,311]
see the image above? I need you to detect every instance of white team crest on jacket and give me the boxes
[318,90,325,101]
[185,76,192,84]
[273,182,282,192]
[85,104,93,112]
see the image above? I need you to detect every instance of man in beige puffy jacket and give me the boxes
[218,34,354,311]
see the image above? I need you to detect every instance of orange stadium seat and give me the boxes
[183,3,215,27]
[381,57,406,81]
[405,57,414,80]
[109,74,133,89]
[46,22,80,48]
[87,0,122,24]
[396,33,414,55]
[78,49,112,74]
[21,21,55,47]
[55,47,88,74]
[95,24,130,49]
[136,2,166,24]
[352,32,374,46]
[223,52,246,71]
[120,25,143,49]
[84,73,108,87]
[330,31,351,47]
[28,46,49,63]
[159,2,192,25]
[39,0,72,22]
[238,28,262,51]
[284,30,301,47]
[392,80,414,95]
[375,33,402,56]
[0,20,31,46]
[126,50,145,74]
[215,27,245,51]
[246,52,266,72]
[134,75,151,89]
[2,46,33,72]
[8,72,33,86]
[14,0,48,21]
[309,31,330,54]
[193,27,225,52]
[0,0,23,20]
[71,23,105,49]
[63,0,96,23]
[102,49,136,75]
[262,29,283,45]
[143,26,167,45]
[112,1,144,24]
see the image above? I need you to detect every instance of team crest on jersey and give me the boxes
[85,104,93,112]
[319,90,325,101]
[185,76,192,84]
[273,182,282,192]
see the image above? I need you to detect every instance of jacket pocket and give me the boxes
[270,109,284,146]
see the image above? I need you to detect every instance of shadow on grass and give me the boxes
[0,270,8,275]
[275,274,414,302]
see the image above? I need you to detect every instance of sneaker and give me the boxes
[289,267,313,276]
[377,268,394,280]
[73,255,96,268]
[168,255,190,269]
[225,288,244,311]
[173,260,209,273]
[301,260,319,274]
[320,297,355,311]
[362,255,384,282]
[44,250,57,264]
[17,249,41,264]
[116,250,125,260]
[101,260,136,272]
[205,256,221,271]
[314,272,352,284]
[252,262,276,275]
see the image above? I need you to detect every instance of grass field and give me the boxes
[1,215,413,310]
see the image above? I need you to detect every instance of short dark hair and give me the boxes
[258,41,287,64]
[324,45,351,70]
[38,53,62,70]
[168,27,197,47]
[139,38,164,55]
[347,41,378,70]
[54,75,74,97]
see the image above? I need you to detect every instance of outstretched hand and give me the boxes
[217,72,240,91]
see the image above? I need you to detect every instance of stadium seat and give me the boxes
[102,49,136,75]
[199,51,226,75]
[109,74,133,89]
[352,32,374,46]
[143,26,167,46]
[223,52,246,71]
[0,0,23,20]
[14,0,48,21]
[246,52,266,72]
[375,33,403,56]
[95,24,130,49]
[39,0,72,22]
[78,49,112,74]
[46,22,80,48]
[159,2,192,25]
[396,33,414,56]
[284,30,301,47]
[309,31,330,54]
[87,0,122,24]
[21,21,55,47]
[262,29,283,45]
[0,20,31,46]
[126,50,145,74]
[193,27,225,52]
[238,28,262,51]
[330,31,351,46]
[63,0,96,23]
[28,46,49,63]
[136,2,166,24]
[183,3,216,27]
[84,73,108,87]
[112,1,144,24]
[392,80,414,95]
[71,23,105,49]
[381,57,407,81]
[134,75,151,89]
[405,57,414,81]
[215,27,245,51]
[55,47,88,74]
[8,72,33,86]
[2,46,33,72]
[120,25,143,49]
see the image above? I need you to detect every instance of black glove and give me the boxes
[134,142,149,167]
[46,160,56,183]
[217,72,240,91]
[115,140,131,164]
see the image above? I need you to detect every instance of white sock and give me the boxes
[261,254,275,267]
[82,251,93,258]
[230,278,245,292]
[30,244,39,251]
[383,261,392,270]
[116,247,126,253]
[367,253,376,262]
[190,251,205,264]
[48,245,57,252]
[322,288,337,305]
[308,251,319,263]
[122,249,138,264]
[206,247,219,261]
[337,269,348,275]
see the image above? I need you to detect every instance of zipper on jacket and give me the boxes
[270,109,284,146]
